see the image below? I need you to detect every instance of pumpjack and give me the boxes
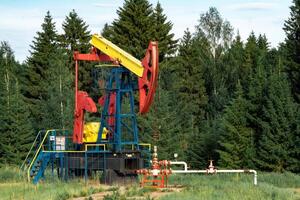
[23,34,158,184]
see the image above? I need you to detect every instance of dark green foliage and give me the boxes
[218,82,255,169]
[24,11,60,130]
[283,0,300,101]
[61,10,92,92]
[152,2,177,61]
[174,29,208,124]
[256,72,300,172]
[102,0,176,61]
[40,48,73,130]
[61,10,90,54]
[0,2,299,173]
[168,29,208,165]
[186,119,221,168]
[139,89,182,160]
[0,42,33,165]
[196,7,234,118]
[102,0,155,59]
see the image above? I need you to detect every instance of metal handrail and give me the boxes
[20,130,45,170]
[27,129,66,182]
[85,143,106,151]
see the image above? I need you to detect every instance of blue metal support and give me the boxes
[97,67,139,151]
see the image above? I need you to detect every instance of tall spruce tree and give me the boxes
[25,11,59,130]
[218,82,255,169]
[138,90,182,160]
[0,42,33,165]
[174,29,208,125]
[61,10,91,92]
[40,48,73,130]
[152,2,177,61]
[102,0,154,59]
[172,29,209,166]
[221,33,245,96]
[283,0,300,101]
[102,0,176,62]
[256,71,300,172]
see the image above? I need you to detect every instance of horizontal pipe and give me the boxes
[170,161,188,171]
[172,169,257,185]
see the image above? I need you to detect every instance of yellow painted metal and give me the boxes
[27,129,108,182]
[43,150,86,153]
[83,122,108,143]
[90,34,144,77]
[131,143,151,151]
[139,143,151,151]
[85,144,106,151]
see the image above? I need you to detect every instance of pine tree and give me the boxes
[138,90,182,160]
[61,10,90,54]
[186,119,221,168]
[222,33,245,96]
[175,29,208,122]
[0,42,33,165]
[40,48,73,130]
[256,71,299,172]
[218,82,255,168]
[102,0,154,59]
[172,29,208,165]
[152,2,177,61]
[242,32,258,90]
[25,11,59,130]
[283,0,300,101]
[61,9,91,92]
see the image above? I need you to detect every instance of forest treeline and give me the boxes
[0,0,299,172]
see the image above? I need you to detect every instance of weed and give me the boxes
[103,191,127,200]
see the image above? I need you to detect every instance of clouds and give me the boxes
[0,0,292,62]
[228,2,277,12]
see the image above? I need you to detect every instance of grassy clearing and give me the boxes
[0,166,105,200]
[160,173,300,200]
[0,166,299,200]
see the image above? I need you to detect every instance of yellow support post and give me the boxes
[90,34,144,77]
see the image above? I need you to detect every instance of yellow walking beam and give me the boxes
[90,34,144,77]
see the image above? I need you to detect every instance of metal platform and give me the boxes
[22,130,151,184]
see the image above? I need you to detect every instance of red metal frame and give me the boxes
[72,42,159,144]
[73,91,97,144]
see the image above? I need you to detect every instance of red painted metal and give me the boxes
[73,47,117,144]
[139,42,159,114]
[98,93,116,131]
[137,146,172,188]
[73,91,97,144]
[73,47,117,62]
[72,40,159,144]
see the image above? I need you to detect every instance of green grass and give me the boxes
[160,173,300,200]
[0,166,299,200]
[0,166,104,200]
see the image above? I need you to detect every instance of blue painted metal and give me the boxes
[25,67,150,184]
[97,67,139,151]
[30,151,52,184]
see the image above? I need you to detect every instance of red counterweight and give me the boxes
[139,42,159,114]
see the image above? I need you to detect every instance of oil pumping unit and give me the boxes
[23,34,159,184]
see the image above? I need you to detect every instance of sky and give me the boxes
[0,0,292,62]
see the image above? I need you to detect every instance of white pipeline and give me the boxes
[170,161,188,171]
[172,169,257,185]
